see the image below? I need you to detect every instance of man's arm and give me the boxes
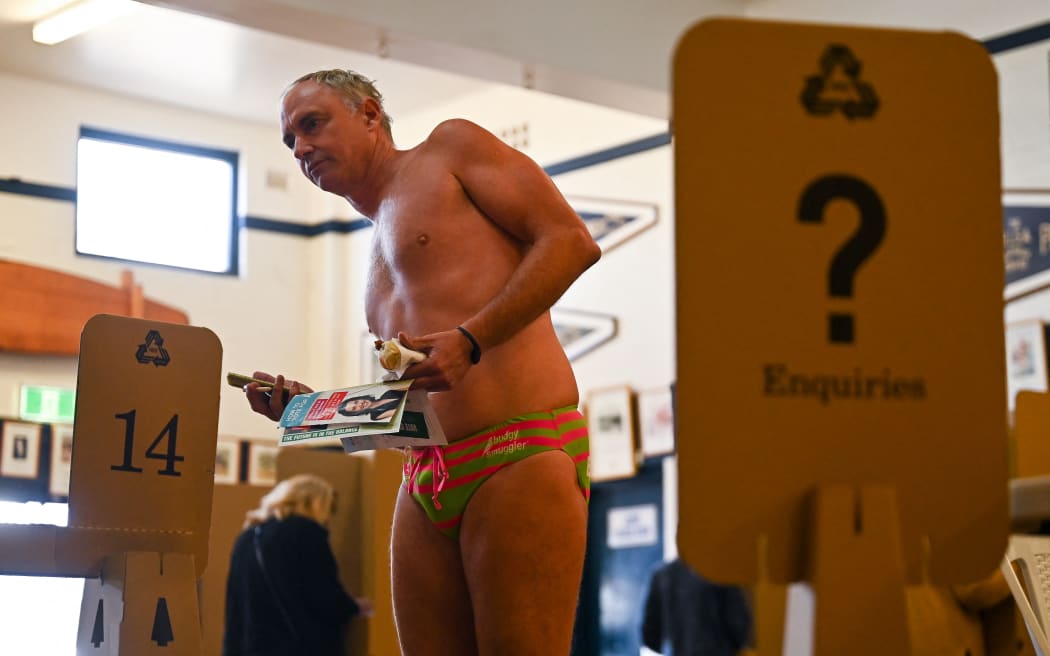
[399,119,600,388]
[443,119,600,349]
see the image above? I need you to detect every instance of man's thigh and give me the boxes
[391,486,478,656]
[460,450,588,656]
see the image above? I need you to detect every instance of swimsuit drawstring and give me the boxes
[430,447,448,511]
[405,447,448,511]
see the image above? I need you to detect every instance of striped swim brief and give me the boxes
[402,405,590,539]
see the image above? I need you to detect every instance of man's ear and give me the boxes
[360,97,382,129]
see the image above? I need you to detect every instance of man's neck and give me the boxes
[345,139,402,218]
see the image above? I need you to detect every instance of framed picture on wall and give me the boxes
[48,424,74,496]
[586,386,637,482]
[567,196,658,253]
[247,443,278,486]
[1,421,41,479]
[1006,320,1049,412]
[637,385,675,457]
[214,440,240,485]
[550,308,618,361]
[1003,190,1050,301]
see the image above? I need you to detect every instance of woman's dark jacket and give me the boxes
[223,514,360,656]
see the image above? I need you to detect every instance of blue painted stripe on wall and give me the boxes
[0,178,75,202]
[543,132,672,177]
[243,216,372,236]
[1,18,1045,236]
[241,215,310,235]
[308,218,373,235]
[242,215,313,236]
[983,20,1050,54]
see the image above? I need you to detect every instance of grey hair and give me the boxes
[287,68,393,137]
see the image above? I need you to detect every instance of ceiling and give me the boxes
[0,0,492,127]
[0,0,1046,134]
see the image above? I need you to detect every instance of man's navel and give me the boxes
[416,233,430,246]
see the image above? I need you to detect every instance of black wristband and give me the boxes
[456,326,482,364]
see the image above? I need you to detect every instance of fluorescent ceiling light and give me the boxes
[32,0,135,46]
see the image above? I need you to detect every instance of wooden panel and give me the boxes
[199,451,404,656]
[365,450,403,656]
[199,484,270,656]
[277,448,375,656]
[0,259,188,355]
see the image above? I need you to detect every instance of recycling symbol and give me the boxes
[136,329,171,366]
[801,44,879,119]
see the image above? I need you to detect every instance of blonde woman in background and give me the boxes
[223,474,373,656]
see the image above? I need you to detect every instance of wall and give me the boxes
[0,72,331,438]
[0,71,675,441]
[6,19,1041,443]
[4,8,1042,440]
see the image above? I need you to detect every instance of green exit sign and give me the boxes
[19,385,76,424]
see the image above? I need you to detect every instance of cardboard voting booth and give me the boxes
[1003,391,1050,653]
[1014,390,1050,480]
[0,314,222,654]
[197,447,405,656]
[674,19,1006,654]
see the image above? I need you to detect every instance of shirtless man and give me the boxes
[244,69,601,655]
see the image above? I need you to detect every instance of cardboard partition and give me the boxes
[76,551,201,655]
[199,483,270,656]
[1014,390,1050,479]
[362,449,404,656]
[278,447,370,655]
[0,314,221,580]
[199,446,404,656]
[66,314,222,576]
[674,18,1006,590]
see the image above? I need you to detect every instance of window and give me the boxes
[75,127,239,274]
[0,502,82,656]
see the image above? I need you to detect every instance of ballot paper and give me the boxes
[277,380,446,453]
[340,388,446,453]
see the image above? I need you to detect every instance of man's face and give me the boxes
[280,81,370,195]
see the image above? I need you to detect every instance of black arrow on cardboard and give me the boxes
[151,597,174,646]
[91,599,105,647]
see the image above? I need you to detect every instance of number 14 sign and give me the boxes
[64,314,222,575]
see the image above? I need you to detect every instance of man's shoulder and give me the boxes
[424,119,496,153]
[429,117,484,138]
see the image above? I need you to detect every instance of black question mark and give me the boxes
[798,175,886,344]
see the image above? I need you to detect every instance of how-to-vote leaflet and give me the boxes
[277,380,446,453]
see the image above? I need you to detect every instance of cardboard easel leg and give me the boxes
[754,534,787,656]
[809,485,911,655]
[753,583,788,655]
[76,552,202,656]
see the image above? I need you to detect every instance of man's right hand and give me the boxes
[243,371,312,421]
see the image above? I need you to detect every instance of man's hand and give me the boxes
[397,329,475,391]
[243,371,313,421]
